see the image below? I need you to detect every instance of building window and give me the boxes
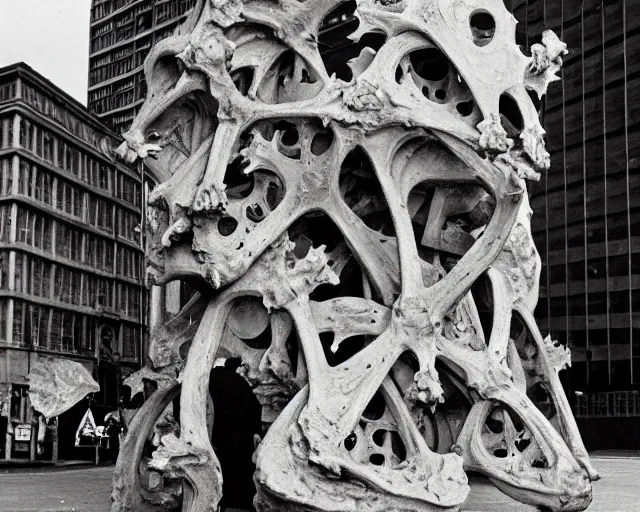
[122,324,140,360]
[96,278,112,309]
[61,312,74,352]
[0,252,9,289]
[17,208,32,245]
[0,299,6,342]
[1,118,13,149]
[42,131,54,163]
[49,309,61,350]
[18,160,34,196]
[13,300,24,344]
[27,304,48,347]
[0,205,12,242]
[86,317,96,353]
[99,165,111,191]
[19,119,32,150]
[10,385,31,423]
[0,157,10,194]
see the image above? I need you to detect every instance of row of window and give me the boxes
[0,82,17,103]
[9,164,141,238]
[0,241,137,293]
[117,246,142,280]
[21,83,101,146]
[90,84,143,116]
[91,0,113,22]
[0,298,142,360]
[13,155,141,212]
[121,323,141,359]
[12,207,140,277]
[0,116,14,149]
[18,119,114,192]
[0,298,135,358]
[92,0,153,23]
[156,0,195,24]
[14,208,108,268]
[538,290,640,318]
[16,207,53,253]
[1,115,142,208]
[10,250,141,317]
[89,52,138,87]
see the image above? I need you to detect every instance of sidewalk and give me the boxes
[0,459,114,472]
[589,449,640,459]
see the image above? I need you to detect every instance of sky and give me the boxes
[0,0,91,105]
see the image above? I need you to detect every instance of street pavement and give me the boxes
[0,457,637,511]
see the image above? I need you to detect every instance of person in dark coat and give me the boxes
[209,359,262,510]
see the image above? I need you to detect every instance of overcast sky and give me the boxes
[0,0,91,105]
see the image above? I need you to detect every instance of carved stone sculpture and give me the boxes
[112,0,598,510]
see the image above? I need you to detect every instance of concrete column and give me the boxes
[4,425,11,461]
[11,114,20,149]
[11,155,19,196]
[149,285,164,333]
[165,281,181,316]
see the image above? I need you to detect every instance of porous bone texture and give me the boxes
[111,1,597,511]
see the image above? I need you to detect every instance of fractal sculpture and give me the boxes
[113,0,598,510]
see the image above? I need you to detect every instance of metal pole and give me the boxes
[600,0,611,387]
[581,1,590,388]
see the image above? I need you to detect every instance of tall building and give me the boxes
[0,63,146,461]
[510,1,640,447]
[88,0,198,134]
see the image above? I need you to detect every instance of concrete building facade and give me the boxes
[88,0,198,134]
[509,0,640,447]
[0,63,146,461]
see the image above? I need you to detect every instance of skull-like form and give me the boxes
[112,1,596,512]
[220,297,304,423]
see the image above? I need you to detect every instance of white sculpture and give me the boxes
[112,0,598,510]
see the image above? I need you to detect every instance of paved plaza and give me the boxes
[0,457,637,512]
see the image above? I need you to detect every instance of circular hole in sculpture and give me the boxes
[470,10,496,47]
[493,448,508,458]
[218,216,238,236]
[515,437,531,452]
[532,457,549,469]
[369,453,385,466]
[485,415,504,434]
[246,204,265,223]
[311,129,335,156]
[409,48,450,82]
[344,431,358,451]
[435,89,446,100]
[499,93,524,135]
[421,86,429,98]
[456,100,474,117]
[396,66,404,84]
[372,429,386,447]
[281,126,299,146]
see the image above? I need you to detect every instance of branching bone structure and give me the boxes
[112,0,598,510]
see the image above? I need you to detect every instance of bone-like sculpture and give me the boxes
[112,1,598,511]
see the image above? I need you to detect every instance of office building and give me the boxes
[88,0,198,134]
[510,0,639,447]
[0,63,146,460]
